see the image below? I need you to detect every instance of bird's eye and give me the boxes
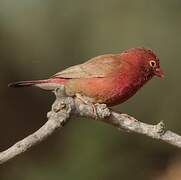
[149,60,156,68]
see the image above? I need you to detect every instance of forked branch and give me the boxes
[0,87,181,164]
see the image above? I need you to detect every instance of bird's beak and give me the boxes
[155,68,164,78]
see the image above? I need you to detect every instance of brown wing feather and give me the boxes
[51,54,123,79]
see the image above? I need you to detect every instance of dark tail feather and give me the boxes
[8,80,46,88]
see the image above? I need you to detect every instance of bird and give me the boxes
[9,47,163,106]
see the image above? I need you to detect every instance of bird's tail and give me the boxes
[8,78,67,90]
[8,79,49,88]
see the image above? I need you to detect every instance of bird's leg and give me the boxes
[75,93,98,118]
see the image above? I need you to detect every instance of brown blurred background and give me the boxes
[0,0,181,179]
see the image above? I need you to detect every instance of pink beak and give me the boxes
[155,68,164,78]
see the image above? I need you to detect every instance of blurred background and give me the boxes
[0,0,181,179]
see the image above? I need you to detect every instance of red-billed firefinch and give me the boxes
[9,47,163,106]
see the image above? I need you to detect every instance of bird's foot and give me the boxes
[155,121,166,136]
[95,103,111,119]
[75,93,99,118]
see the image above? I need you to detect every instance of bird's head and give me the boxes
[122,47,164,78]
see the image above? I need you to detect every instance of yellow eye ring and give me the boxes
[149,60,156,68]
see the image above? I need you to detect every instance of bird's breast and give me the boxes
[104,72,151,106]
[65,72,150,106]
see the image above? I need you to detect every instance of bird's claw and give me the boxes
[155,121,166,136]
[95,103,111,119]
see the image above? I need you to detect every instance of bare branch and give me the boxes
[1,88,181,164]
[74,99,181,148]
[0,94,75,164]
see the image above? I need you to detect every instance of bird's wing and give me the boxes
[51,54,124,79]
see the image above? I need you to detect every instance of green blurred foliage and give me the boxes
[0,0,181,179]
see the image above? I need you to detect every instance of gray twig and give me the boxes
[0,88,181,164]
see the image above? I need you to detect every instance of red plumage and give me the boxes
[9,47,163,106]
